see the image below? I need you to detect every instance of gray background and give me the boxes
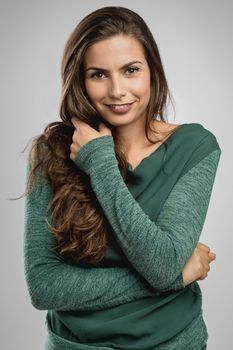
[1,0,232,349]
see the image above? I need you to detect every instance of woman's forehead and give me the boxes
[84,36,146,67]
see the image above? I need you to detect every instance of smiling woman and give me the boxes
[22,5,221,350]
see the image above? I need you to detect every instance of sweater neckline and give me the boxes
[127,123,188,173]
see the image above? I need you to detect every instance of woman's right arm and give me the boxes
[24,157,159,312]
[72,132,221,292]
[24,153,214,312]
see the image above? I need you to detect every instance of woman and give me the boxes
[24,6,221,350]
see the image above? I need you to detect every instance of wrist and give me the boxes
[73,135,115,174]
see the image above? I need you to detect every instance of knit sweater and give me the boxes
[24,122,221,349]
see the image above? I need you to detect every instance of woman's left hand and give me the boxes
[70,117,112,161]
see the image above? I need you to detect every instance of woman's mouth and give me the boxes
[106,102,135,114]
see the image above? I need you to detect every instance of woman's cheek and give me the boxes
[86,82,106,104]
[133,76,150,94]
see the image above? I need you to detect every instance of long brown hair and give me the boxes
[21,6,178,265]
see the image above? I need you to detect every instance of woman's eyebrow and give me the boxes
[85,60,143,72]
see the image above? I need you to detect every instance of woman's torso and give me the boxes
[46,122,213,349]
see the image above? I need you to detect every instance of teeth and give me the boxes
[110,104,130,109]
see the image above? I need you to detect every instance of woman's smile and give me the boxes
[105,102,136,114]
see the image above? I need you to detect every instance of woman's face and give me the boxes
[84,35,151,128]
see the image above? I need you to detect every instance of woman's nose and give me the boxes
[108,76,126,98]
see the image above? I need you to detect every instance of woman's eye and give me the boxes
[126,67,140,74]
[90,67,140,80]
[91,71,105,79]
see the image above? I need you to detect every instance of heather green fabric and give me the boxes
[24,123,221,349]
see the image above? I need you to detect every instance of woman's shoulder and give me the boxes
[183,121,217,137]
[152,120,221,151]
[181,122,221,152]
[154,120,216,138]
[157,120,219,148]
[177,122,222,177]
[151,120,222,178]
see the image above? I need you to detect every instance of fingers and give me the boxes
[199,254,216,280]
[197,242,211,252]
[195,242,217,281]
[71,117,78,128]
[98,121,112,136]
[197,242,216,260]
[209,251,216,261]
[71,117,91,131]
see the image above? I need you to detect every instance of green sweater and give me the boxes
[24,123,221,349]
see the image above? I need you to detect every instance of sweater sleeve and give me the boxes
[24,152,197,314]
[73,135,221,291]
[24,159,160,312]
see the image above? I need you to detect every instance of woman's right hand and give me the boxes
[182,242,216,286]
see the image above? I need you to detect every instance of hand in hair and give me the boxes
[70,117,112,161]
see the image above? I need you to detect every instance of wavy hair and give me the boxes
[21,6,178,265]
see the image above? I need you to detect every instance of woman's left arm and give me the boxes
[73,134,221,291]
